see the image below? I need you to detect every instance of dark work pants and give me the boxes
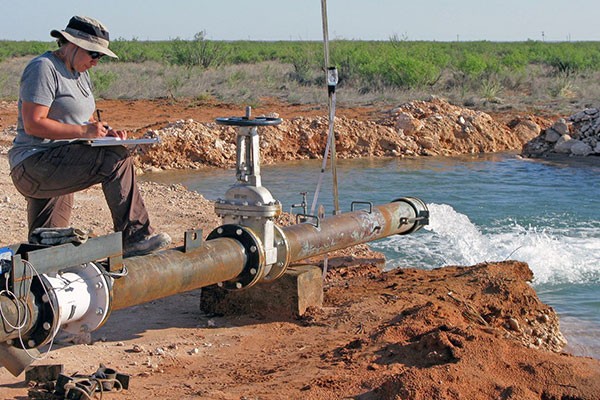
[10,143,153,244]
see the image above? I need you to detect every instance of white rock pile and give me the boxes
[522,108,600,157]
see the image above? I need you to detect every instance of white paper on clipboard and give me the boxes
[82,137,160,147]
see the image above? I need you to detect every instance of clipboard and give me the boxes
[82,137,160,147]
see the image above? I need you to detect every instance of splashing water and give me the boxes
[375,203,600,286]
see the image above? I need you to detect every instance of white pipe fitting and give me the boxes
[40,262,111,340]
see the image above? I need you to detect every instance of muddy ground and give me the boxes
[0,99,599,400]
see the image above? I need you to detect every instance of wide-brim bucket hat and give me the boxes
[51,15,118,58]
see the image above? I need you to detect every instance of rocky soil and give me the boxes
[523,107,600,159]
[0,98,599,399]
[132,97,547,171]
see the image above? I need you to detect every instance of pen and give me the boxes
[96,109,112,131]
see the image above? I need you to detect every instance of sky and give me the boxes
[1,0,599,42]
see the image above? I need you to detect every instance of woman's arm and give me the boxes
[21,101,108,139]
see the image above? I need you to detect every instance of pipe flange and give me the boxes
[59,262,112,335]
[207,225,265,290]
[15,278,55,349]
[262,225,289,282]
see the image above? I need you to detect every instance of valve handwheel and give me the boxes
[216,106,282,127]
[215,116,282,127]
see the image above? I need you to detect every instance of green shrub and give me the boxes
[90,70,118,97]
[165,32,228,69]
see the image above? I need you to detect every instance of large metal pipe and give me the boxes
[284,199,426,263]
[1,198,426,326]
[112,198,427,309]
[111,237,247,310]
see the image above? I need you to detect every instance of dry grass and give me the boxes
[2,58,600,116]
[0,57,28,100]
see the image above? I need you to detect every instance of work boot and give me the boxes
[123,232,171,258]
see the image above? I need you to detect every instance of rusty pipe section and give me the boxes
[283,198,428,263]
[110,198,426,310]
[110,237,247,310]
[0,237,246,376]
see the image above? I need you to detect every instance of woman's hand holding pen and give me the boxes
[83,121,128,140]
[94,109,128,139]
[82,121,110,138]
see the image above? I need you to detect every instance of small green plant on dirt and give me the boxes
[260,63,278,87]
[194,92,215,102]
[287,46,318,86]
[550,73,577,99]
[165,75,185,99]
[0,73,8,97]
[481,78,503,102]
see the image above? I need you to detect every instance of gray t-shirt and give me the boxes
[8,51,96,169]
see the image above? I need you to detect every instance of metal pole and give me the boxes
[320,0,340,215]
[328,87,340,214]
[321,0,330,68]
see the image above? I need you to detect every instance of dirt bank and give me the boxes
[1,99,599,399]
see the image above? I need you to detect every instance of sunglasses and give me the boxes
[87,51,104,60]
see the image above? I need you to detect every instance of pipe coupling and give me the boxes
[20,262,111,349]
[207,225,266,290]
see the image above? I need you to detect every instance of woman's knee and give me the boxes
[98,147,133,177]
